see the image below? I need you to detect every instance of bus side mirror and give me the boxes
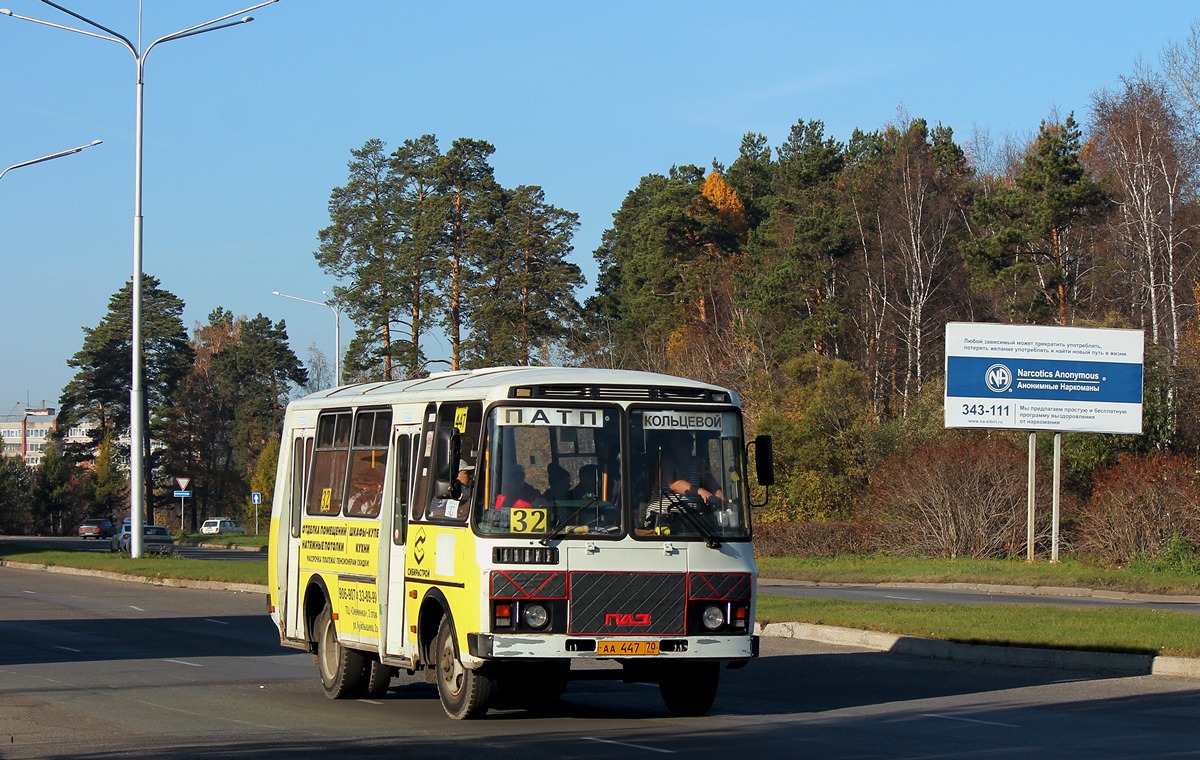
[434,430,461,499]
[754,435,774,486]
[749,435,773,509]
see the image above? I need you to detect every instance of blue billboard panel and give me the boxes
[944,323,1144,434]
[946,356,1143,403]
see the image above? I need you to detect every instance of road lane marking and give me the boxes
[164,659,204,668]
[584,737,675,754]
[883,595,922,601]
[54,646,81,653]
[921,713,1020,728]
[204,618,229,625]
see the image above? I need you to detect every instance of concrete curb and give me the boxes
[756,620,1200,677]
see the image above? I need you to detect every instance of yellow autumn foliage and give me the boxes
[701,170,748,237]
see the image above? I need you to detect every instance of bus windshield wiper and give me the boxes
[539,496,601,545]
[660,489,722,549]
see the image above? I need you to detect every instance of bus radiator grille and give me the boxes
[567,572,686,635]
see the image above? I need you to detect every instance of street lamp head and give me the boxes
[271,290,281,296]
[0,9,12,16]
[242,16,254,23]
[89,139,102,146]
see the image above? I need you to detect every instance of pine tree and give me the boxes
[744,119,852,362]
[965,114,1107,325]
[466,185,582,366]
[437,138,500,369]
[317,139,406,381]
[59,274,192,517]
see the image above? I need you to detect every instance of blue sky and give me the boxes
[1,0,1197,413]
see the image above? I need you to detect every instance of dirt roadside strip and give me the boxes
[6,558,1200,679]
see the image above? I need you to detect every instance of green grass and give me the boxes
[756,554,1200,596]
[756,595,1200,658]
[755,554,1200,657]
[0,545,268,586]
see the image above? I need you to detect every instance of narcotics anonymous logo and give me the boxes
[984,363,1013,393]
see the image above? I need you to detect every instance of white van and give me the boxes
[200,518,245,535]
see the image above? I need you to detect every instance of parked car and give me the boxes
[77,518,116,540]
[200,518,245,535]
[111,524,175,554]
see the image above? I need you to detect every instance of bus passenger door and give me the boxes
[285,432,314,639]
[384,428,417,657]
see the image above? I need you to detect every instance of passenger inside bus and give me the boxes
[658,431,723,506]
[346,481,383,516]
[542,463,571,501]
[494,465,539,511]
[429,459,475,520]
[570,463,600,500]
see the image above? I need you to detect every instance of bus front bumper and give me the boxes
[468,632,758,661]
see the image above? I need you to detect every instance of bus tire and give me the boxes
[435,616,492,719]
[363,660,393,698]
[315,605,366,699]
[659,662,719,717]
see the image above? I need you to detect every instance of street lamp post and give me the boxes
[0,139,102,182]
[272,291,342,387]
[1,1,279,558]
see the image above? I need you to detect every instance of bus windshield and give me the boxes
[630,408,751,542]
[475,405,622,537]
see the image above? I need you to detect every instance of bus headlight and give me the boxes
[522,603,550,630]
[701,605,725,631]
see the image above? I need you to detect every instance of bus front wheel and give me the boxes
[315,606,366,699]
[434,616,493,719]
[659,662,720,716]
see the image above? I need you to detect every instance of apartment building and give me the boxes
[0,405,97,468]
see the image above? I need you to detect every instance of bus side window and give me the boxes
[344,409,391,518]
[392,434,411,544]
[426,401,482,522]
[412,404,438,521]
[290,435,313,539]
[306,411,351,516]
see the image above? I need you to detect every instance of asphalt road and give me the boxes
[4,565,1200,759]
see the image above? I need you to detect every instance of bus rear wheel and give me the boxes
[315,606,366,699]
[659,662,720,716]
[363,660,393,698]
[434,616,493,719]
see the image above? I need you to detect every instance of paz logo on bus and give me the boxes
[605,612,652,626]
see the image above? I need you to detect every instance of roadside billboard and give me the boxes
[944,322,1144,434]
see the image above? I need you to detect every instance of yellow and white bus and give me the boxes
[267,366,773,718]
